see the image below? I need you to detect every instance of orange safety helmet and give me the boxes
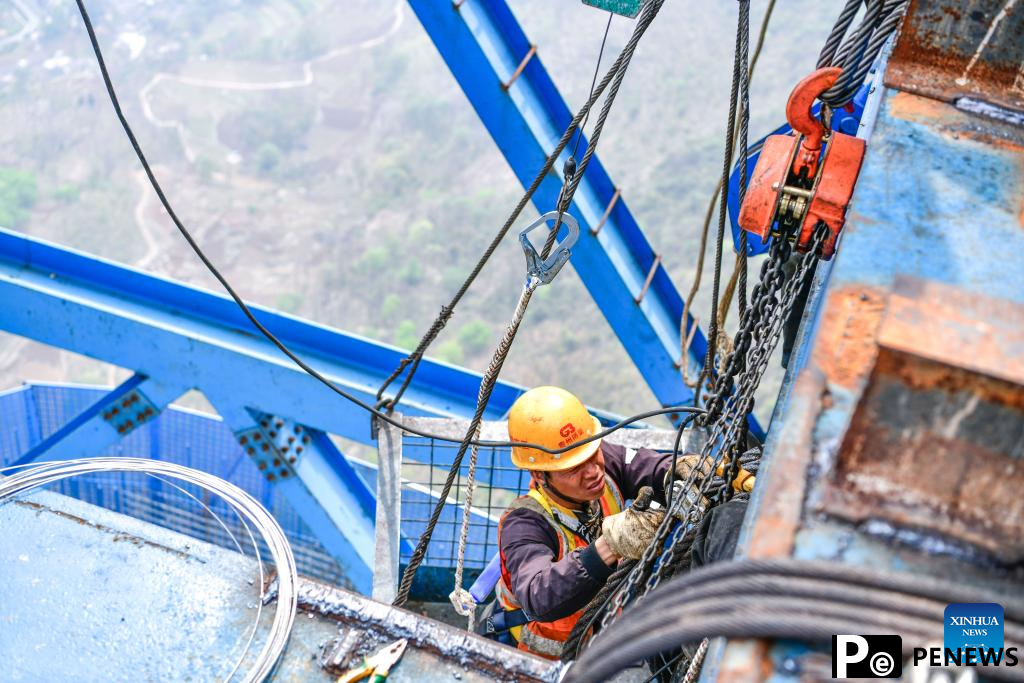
[507,386,602,471]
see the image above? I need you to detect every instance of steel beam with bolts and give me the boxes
[406,0,764,438]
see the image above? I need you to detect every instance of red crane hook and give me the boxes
[785,67,841,179]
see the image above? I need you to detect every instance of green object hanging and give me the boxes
[582,0,642,18]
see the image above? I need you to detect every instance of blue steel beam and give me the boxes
[0,228,534,444]
[404,0,768,435]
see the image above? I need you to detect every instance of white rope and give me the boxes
[684,638,710,683]
[450,276,540,629]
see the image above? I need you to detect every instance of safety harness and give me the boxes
[489,480,623,658]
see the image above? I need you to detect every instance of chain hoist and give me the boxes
[739,67,865,259]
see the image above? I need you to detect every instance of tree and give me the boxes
[0,168,37,228]
[255,143,282,175]
[458,320,491,354]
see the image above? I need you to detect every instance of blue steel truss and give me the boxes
[0,228,550,592]
[0,0,769,593]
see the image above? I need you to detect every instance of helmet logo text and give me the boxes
[558,422,581,448]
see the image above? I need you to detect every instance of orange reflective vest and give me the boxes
[496,480,624,659]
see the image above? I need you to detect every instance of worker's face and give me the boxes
[539,449,606,502]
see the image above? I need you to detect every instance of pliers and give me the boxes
[336,638,408,683]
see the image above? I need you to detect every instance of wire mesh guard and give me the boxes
[382,416,681,574]
[398,434,527,571]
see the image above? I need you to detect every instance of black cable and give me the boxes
[73,0,706,455]
[572,12,614,159]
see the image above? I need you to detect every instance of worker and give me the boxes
[490,386,706,659]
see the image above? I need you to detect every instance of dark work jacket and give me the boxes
[498,442,673,622]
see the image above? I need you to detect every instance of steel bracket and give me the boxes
[100,388,160,436]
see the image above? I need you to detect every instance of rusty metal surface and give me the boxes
[822,276,1024,562]
[0,489,561,683]
[886,0,1024,111]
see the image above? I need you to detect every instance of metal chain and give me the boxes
[592,224,828,635]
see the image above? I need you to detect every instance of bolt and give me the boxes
[288,456,297,464]
[295,446,303,454]
[269,431,277,438]
[258,462,267,471]
[253,433,262,441]
[275,420,283,429]
[239,436,248,445]
[247,447,255,455]
[273,458,281,466]
[261,443,269,452]
[280,470,289,478]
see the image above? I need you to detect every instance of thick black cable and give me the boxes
[570,559,1024,682]
[817,0,863,68]
[73,0,708,456]
[819,0,908,107]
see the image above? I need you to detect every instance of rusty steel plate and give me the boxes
[822,277,1024,563]
[886,0,1024,111]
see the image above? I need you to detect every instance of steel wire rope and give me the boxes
[683,0,773,392]
[0,458,297,683]
[818,0,908,107]
[394,0,668,607]
[569,559,1024,682]
[72,0,704,460]
[374,9,631,415]
[449,277,540,626]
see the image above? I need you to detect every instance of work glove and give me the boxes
[601,486,664,561]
